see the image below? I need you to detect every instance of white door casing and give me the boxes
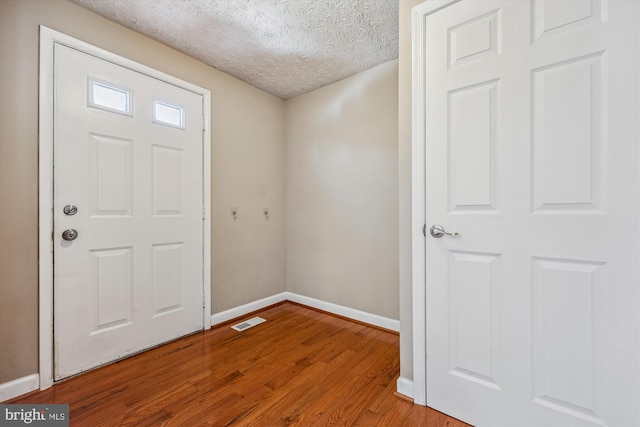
[39,27,212,387]
[412,1,639,426]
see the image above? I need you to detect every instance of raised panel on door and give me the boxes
[448,9,501,69]
[89,134,133,216]
[531,257,606,425]
[531,53,605,213]
[152,145,183,216]
[531,0,605,43]
[152,242,184,316]
[447,251,502,391]
[89,247,134,334]
[448,80,499,213]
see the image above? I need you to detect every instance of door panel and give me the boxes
[53,44,205,379]
[421,0,639,425]
[531,257,606,422]
[447,250,501,391]
[152,242,184,316]
[90,134,133,216]
[448,80,498,212]
[531,53,604,212]
[89,247,133,333]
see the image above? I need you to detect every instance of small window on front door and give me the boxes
[152,99,185,129]
[88,77,132,116]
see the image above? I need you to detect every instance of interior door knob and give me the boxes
[62,229,78,241]
[430,224,458,238]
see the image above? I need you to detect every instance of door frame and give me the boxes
[38,26,212,389]
[411,0,460,406]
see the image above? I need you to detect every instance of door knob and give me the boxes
[62,229,78,241]
[430,224,458,238]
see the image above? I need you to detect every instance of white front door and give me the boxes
[53,44,205,379]
[418,0,639,425]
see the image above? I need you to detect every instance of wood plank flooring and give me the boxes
[7,302,471,426]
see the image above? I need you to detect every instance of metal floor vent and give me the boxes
[231,317,266,332]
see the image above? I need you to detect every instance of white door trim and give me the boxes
[38,26,212,390]
[410,0,460,406]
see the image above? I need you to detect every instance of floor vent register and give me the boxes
[231,317,266,332]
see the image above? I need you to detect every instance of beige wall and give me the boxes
[285,61,399,320]
[398,0,424,385]
[0,0,403,388]
[0,0,286,383]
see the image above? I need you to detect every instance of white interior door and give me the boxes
[419,0,639,425]
[53,44,205,379]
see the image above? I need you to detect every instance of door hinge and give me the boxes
[202,118,207,132]
[202,207,206,220]
[422,224,426,237]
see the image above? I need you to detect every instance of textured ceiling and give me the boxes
[69,0,399,99]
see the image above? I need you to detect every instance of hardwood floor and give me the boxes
[8,302,471,426]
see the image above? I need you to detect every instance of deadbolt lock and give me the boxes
[63,205,78,216]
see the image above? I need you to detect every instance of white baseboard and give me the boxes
[396,376,414,400]
[284,292,400,332]
[210,292,288,326]
[210,291,400,333]
[0,374,39,402]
